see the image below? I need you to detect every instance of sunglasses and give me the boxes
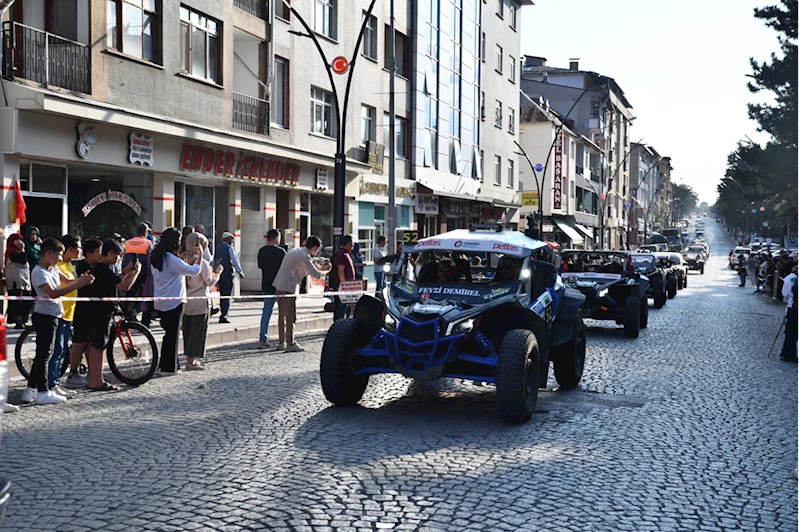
[438,267,453,273]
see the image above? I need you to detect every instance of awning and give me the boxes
[554,219,584,244]
[574,223,594,240]
[417,178,483,202]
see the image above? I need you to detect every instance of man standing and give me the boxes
[374,235,386,292]
[746,253,759,288]
[122,222,152,321]
[780,265,797,362]
[257,229,286,349]
[273,236,327,352]
[214,231,244,324]
[330,235,355,321]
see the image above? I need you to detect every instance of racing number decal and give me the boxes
[544,304,553,324]
[401,231,419,244]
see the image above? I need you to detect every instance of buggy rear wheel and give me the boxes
[639,297,649,329]
[320,318,371,406]
[666,276,678,299]
[496,329,539,423]
[551,319,586,389]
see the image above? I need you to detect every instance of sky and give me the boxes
[519,0,781,204]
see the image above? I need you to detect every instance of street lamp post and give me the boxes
[289,0,377,248]
[514,140,543,239]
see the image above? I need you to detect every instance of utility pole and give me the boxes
[387,0,397,254]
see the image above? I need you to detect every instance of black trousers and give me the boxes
[219,278,233,318]
[159,304,184,372]
[7,288,32,327]
[28,312,58,392]
[781,307,798,360]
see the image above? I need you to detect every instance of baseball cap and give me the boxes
[222,231,234,240]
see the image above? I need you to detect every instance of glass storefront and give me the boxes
[67,166,154,240]
[311,194,333,247]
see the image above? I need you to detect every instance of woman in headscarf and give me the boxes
[180,232,221,370]
[24,226,42,271]
[151,228,201,374]
[5,233,32,329]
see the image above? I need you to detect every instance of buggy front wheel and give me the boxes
[107,321,159,386]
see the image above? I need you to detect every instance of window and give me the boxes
[313,0,336,39]
[497,0,504,18]
[495,100,502,128]
[180,6,220,83]
[495,44,503,73]
[508,107,515,134]
[271,56,289,128]
[507,159,514,188]
[509,55,516,82]
[107,0,159,63]
[479,150,484,182]
[361,105,376,145]
[509,3,517,29]
[384,27,411,78]
[280,0,291,20]
[480,32,486,62]
[494,155,502,185]
[362,12,377,59]
[383,113,408,158]
[310,87,335,137]
[358,229,374,262]
[481,91,486,121]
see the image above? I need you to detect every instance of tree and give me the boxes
[718,1,797,234]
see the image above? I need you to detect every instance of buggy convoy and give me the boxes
[320,226,587,422]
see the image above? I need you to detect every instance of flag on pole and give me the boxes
[14,177,26,226]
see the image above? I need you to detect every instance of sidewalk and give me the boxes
[5,294,334,381]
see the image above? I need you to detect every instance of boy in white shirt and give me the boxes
[22,238,93,405]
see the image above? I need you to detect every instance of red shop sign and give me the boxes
[179,143,300,186]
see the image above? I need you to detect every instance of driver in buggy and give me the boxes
[599,256,624,274]
[490,256,520,285]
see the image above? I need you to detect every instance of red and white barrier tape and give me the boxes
[0,290,370,302]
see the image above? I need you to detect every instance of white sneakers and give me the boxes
[2,403,19,413]
[285,343,304,353]
[277,342,287,350]
[35,391,67,405]
[21,387,71,405]
[54,386,77,398]
[185,361,206,371]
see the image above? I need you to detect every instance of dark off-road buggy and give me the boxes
[320,227,587,422]
[559,250,649,338]
[630,253,668,309]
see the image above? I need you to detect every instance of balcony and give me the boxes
[234,0,267,19]
[2,22,91,94]
[233,92,268,135]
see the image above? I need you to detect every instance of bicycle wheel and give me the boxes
[14,327,71,381]
[106,321,159,386]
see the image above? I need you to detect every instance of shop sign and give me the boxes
[82,190,142,217]
[316,169,329,190]
[521,191,539,207]
[367,141,385,174]
[553,131,563,210]
[415,194,439,215]
[441,198,480,217]
[179,143,300,186]
[76,123,97,160]
[129,133,154,165]
[359,176,414,199]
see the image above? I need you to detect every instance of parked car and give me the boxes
[655,253,680,298]
[667,253,689,289]
[683,245,707,274]
[630,253,667,308]
[560,250,648,338]
[320,226,588,423]
[0,316,10,523]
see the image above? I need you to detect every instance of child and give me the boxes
[86,239,141,391]
[21,238,93,405]
[64,238,102,389]
[47,235,82,399]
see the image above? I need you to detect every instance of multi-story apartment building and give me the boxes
[520,57,634,249]
[628,142,668,247]
[517,96,596,248]
[0,0,529,290]
[412,0,528,235]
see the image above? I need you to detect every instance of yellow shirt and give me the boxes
[57,260,77,322]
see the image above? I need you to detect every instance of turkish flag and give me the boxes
[14,177,26,226]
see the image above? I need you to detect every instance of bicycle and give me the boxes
[15,311,160,387]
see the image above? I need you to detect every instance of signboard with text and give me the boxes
[415,193,439,215]
[129,133,154,165]
[338,280,364,304]
[521,191,539,207]
[553,131,563,210]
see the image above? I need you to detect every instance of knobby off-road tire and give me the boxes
[639,297,649,329]
[653,278,666,309]
[320,318,371,406]
[700,265,705,275]
[667,276,678,299]
[623,297,641,338]
[496,329,540,423]
[552,319,586,389]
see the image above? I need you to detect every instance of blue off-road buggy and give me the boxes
[320,226,587,422]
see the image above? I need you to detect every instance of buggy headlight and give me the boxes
[382,263,391,273]
[521,269,531,279]
[384,313,397,332]
[598,288,608,298]
[454,318,475,334]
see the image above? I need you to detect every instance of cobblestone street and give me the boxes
[0,220,795,531]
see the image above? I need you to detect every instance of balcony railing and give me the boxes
[2,22,91,93]
[232,92,269,135]
[234,0,267,19]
